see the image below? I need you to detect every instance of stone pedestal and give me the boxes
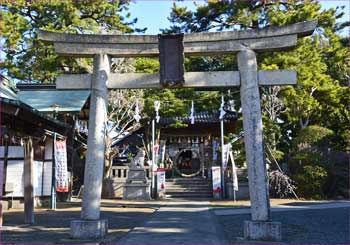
[123,183,151,200]
[126,167,148,183]
[123,167,150,200]
[70,219,108,239]
[244,221,282,241]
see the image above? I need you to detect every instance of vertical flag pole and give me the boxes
[220,118,225,199]
[220,95,226,199]
[151,119,155,198]
[51,133,57,210]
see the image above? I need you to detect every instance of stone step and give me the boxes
[165,190,212,194]
[166,192,213,198]
[166,183,211,187]
[166,185,211,190]
[166,179,210,183]
[166,184,211,188]
[166,177,209,181]
[165,177,212,199]
[165,187,211,192]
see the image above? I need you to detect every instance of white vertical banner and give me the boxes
[212,140,218,161]
[212,166,221,193]
[222,143,231,170]
[160,140,166,165]
[229,151,239,191]
[54,139,69,192]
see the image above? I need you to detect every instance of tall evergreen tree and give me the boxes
[1,0,145,82]
[164,0,350,151]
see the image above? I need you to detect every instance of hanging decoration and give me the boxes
[75,120,88,135]
[219,95,226,120]
[154,100,161,123]
[228,100,236,113]
[134,101,141,123]
[189,100,195,124]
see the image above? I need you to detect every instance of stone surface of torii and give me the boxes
[38,20,316,241]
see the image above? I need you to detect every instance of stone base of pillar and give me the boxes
[244,220,282,241]
[70,219,108,239]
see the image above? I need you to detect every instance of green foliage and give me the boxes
[1,0,143,82]
[164,1,349,200]
[292,125,334,150]
[288,151,322,174]
[165,0,350,154]
[134,58,160,73]
[293,165,328,199]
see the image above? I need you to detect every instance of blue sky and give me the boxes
[127,0,350,34]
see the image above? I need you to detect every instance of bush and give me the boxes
[288,151,323,174]
[292,165,328,199]
[292,125,333,150]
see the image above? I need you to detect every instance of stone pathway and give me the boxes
[117,200,229,244]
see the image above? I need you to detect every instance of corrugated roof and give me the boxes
[0,81,70,132]
[18,90,90,112]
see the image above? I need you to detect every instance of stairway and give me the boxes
[165,177,212,199]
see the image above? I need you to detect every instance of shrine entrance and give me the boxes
[38,20,316,241]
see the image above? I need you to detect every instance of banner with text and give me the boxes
[54,139,69,192]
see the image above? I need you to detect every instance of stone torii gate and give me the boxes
[38,20,316,241]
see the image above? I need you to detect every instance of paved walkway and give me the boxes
[214,201,350,216]
[117,200,229,244]
[214,201,350,244]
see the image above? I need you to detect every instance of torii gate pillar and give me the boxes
[70,54,109,239]
[238,49,281,240]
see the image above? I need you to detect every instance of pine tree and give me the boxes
[1,0,145,82]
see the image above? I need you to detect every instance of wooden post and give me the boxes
[24,137,34,224]
[0,139,7,227]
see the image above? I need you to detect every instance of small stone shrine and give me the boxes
[123,149,151,200]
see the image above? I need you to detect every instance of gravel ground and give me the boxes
[1,204,155,244]
[217,207,350,244]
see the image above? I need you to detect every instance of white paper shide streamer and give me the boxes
[219,95,226,120]
[154,100,161,123]
[189,100,195,124]
[134,101,141,123]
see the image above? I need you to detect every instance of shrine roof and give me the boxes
[17,90,90,113]
[159,111,238,125]
[0,81,70,135]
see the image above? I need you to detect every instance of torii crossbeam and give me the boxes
[38,20,316,241]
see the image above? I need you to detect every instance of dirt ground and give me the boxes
[1,199,156,244]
